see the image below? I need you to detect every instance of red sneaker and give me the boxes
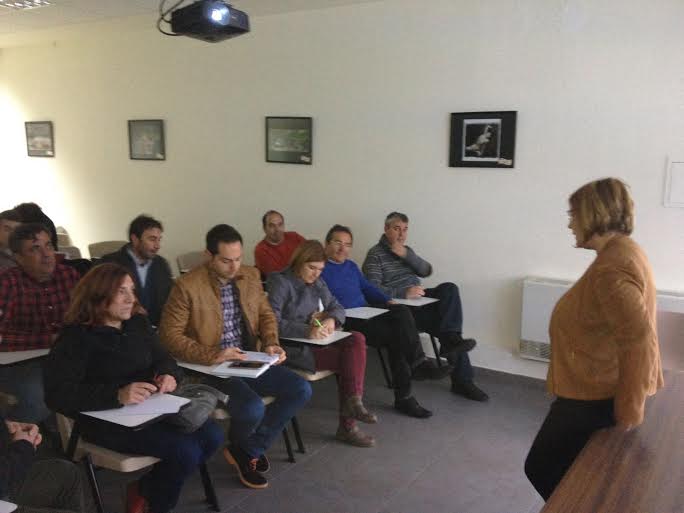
[126,481,149,513]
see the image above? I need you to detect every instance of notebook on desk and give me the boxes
[178,351,279,379]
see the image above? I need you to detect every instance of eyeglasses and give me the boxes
[331,240,352,248]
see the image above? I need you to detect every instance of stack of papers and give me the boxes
[82,393,191,427]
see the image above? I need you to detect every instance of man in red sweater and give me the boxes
[253,210,305,278]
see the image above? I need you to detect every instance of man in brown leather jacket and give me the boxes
[160,224,311,490]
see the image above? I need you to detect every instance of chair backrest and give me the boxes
[88,240,127,259]
[177,250,207,274]
[58,245,82,260]
[56,226,72,247]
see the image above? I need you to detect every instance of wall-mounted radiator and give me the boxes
[520,277,684,364]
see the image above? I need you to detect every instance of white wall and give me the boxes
[1,0,683,373]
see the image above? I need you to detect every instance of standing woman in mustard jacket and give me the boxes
[525,178,664,501]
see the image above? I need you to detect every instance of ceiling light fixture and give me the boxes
[0,0,52,10]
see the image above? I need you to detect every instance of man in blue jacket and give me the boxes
[321,225,450,418]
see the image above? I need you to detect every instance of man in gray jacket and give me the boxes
[362,212,488,401]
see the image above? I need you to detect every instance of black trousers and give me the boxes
[413,282,464,336]
[345,304,425,398]
[524,397,615,501]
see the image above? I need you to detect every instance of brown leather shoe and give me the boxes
[335,425,376,447]
[341,395,378,424]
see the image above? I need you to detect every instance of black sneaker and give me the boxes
[223,446,268,489]
[412,360,451,381]
[256,453,270,473]
[439,334,476,358]
[394,396,433,418]
[451,381,489,402]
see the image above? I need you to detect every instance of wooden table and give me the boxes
[542,370,684,513]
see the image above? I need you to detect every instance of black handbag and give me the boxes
[165,383,228,433]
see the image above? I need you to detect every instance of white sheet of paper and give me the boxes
[391,297,439,307]
[0,500,17,513]
[0,349,50,365]
[344,307,389,320]
[231,351,279,364]
[282,330,352,346]
[82,393,190,426]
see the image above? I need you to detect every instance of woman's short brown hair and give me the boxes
[569,177,634,244]
[289,240,326,275]
[64,263,144,326]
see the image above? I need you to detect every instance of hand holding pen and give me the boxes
[310,316,334,339]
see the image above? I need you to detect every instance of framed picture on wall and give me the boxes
[265,116,312,164]
[449,111,517,168]
[25,121,55,157]
[128,119,166,160]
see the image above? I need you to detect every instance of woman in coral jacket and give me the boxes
[525,177,664,500]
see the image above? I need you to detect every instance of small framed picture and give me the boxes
[449,111,517,168]
[25,121,54,157]
[265,116,312,164]
[128,119,166,160]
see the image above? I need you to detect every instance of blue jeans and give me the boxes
[0,359,50,423]
[83,419,223,513]
[210,364,311,459]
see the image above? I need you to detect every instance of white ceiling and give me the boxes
[0,0,381,36]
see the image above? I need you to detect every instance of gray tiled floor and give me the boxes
[95,353,550,513]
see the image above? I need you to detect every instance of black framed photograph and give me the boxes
[265,116,312,164]
[128,119,166,160]
[449,111,517,168]
[25,121,54,157]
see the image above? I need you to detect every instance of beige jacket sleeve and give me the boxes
[595,264,658,427]
[159,281,221,366]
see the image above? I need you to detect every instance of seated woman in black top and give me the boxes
[43,263,224,513]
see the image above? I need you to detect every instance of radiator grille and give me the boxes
[519,339,551,362]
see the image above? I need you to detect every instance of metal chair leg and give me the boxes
[83,453,105,513]
[429,334,443,367]
[199,462,220,512]
[282,426,295,462]
[375,347,393,388]
[291,416,305,454]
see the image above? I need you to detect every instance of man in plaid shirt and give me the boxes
[0,223,79,422]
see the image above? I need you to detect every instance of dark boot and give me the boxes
[394,396,433,418]
[451,380,489,402]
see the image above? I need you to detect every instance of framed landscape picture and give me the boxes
[25,121,54,157]
[449,111,517,168]
[265,116,312,164]
[128,119,166,160]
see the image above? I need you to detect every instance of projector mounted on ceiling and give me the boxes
[157,0,250,43]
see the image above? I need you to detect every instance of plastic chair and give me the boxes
[56,413,220,513]
[87,241,127,259]
[177,251,208,274]
[58,246,82,260]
